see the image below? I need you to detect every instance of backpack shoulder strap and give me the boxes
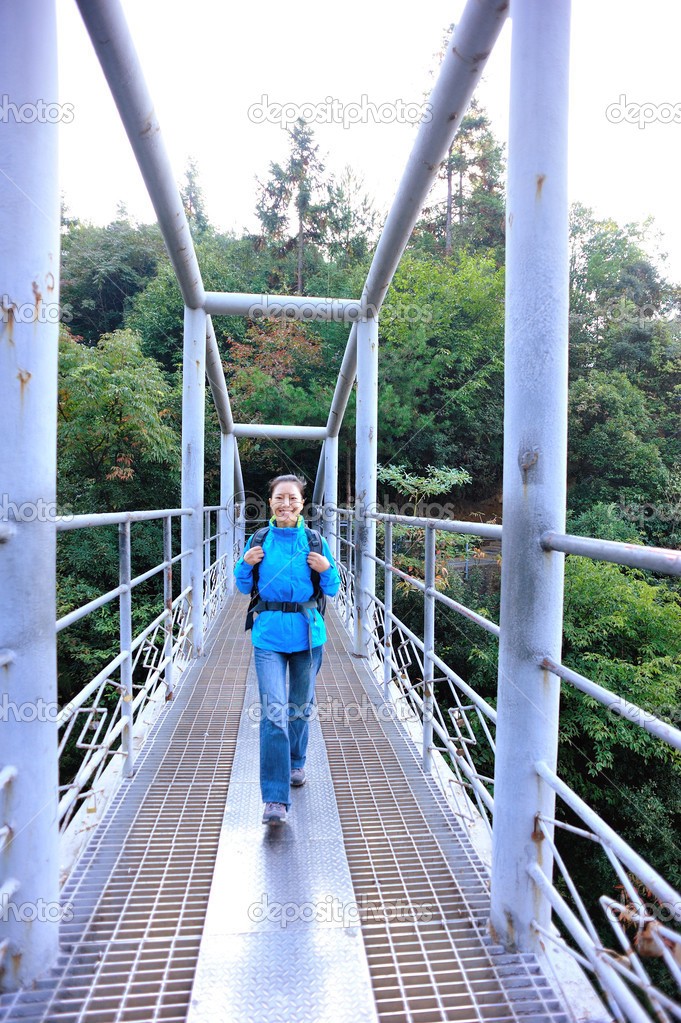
[304,526,323,555]
[245,526,270,631]
[304,527,327,616]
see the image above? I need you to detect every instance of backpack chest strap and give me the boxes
[251,599,317,615]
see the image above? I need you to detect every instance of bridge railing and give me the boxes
[53,505,237,834]
[329,503,681,1022]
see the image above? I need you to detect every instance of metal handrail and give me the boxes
[330,502,681,1015]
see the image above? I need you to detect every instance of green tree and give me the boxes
[255,119,330,294]
[57,327,179,512]
[567,370,669,512]
[180,157,210,237]
[60,212,167,343]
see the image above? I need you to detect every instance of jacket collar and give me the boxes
[269,514,304,530]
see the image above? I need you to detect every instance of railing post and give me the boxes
[237,502,246,559]
[163,515,174,700]
[0,0,60,988]
[118,521,134,779]
[423,523,435,771]
[490,0,571,952]
[383,521,393,700]
[180,305,206,658]
[345,514,353,631]
[204,509,211,616]
[219,431,235,596]
[354,316,379,657]
[323,434,338,547]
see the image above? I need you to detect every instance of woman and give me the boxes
[234,474,340,826]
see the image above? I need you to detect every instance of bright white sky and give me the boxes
[57,1,681,285]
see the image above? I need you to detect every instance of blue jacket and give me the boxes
[234,517,340,652]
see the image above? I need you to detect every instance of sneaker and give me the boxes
[290,767,306,787]
[262,801,287,825]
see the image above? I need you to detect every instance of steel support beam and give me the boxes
[204,292,361,322]
[354,318,379,657]
[220,432,236,596]
[541,530,681,577]
[423,524,436,772]
[318,0,508,466]
[75,0,235,439]
[361,2,508,317]
[323,436,339,545]
[0,0,60,989]
[180,307,206,658]
[232,424,326,441]
[490,0,571,952]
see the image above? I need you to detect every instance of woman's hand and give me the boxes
[244,545,265,566]
[307,551,330,573]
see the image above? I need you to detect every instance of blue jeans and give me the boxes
[253,646,324,809]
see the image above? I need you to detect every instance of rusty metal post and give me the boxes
[180,306,206,659]
[354,317,378,656]
[490,0,571,953]
[118,521,134,778]
[163,515,174,699]
[323,435,338,547]
[219,432,235,596]
[0,0,60,989]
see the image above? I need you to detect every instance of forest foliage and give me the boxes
[55,63,681,949]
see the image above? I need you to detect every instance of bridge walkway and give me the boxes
[0,597,570,1023]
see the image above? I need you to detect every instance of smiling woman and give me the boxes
[233,473,340,826]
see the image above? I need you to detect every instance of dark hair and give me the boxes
[268,474,306,498]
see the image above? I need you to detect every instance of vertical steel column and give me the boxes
[423,523,436,771]
[490,0,571,952]
[204,509,211,617]
[323,435,339,548]
[237,503,246,559]
[118,522,134,778]
[383,522,393,700]
[163,516,174,699]
[333,506,340,569]
[180,306,206,658]
[345,514,353,631]
[0,0,60,989]
[219,431,235,596]
[354,317,379,656]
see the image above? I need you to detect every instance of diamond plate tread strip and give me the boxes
[186,657,380,1022]
[188,928,378,1023]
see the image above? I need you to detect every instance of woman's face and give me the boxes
[269,481,304,526]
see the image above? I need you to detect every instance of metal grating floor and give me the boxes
[313,616,572,1023]
[0,597,573,1023]
[0,595,250,1023]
